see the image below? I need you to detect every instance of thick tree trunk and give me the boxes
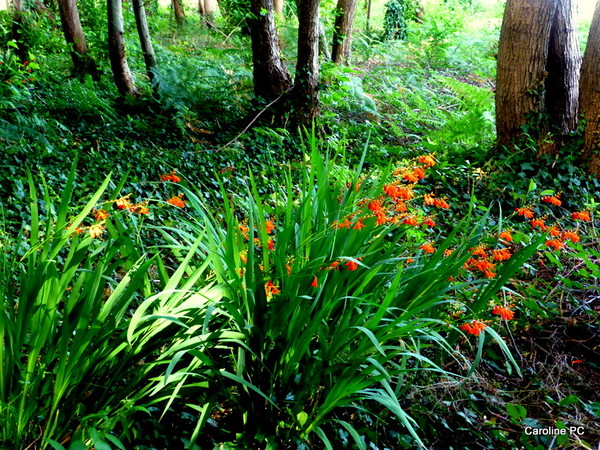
[107,0,139,97]
[545,0,581,136]
[495,0,556,146]
[249,0,292,100]
[172,0,185,25]
[292,0,320,123]
[580,1,600,176]
[58,0,99,78]
[132,0,158,90]
[11,0,29,63]
[199,0,217,19]
[331,0,358,64]
[273,0,283,16]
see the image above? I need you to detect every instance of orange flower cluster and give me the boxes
[265,280,280,298]
[460,321,487,336]
[491,305,515,320]
[167,195,186,208]
[572,211,591,221]
[161,170,181,183]
[541,194,562,206]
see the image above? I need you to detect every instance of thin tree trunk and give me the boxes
[172,0,185,25]
[292,0,320,123]
[11,0,28,63]
[107,0,139,97]
[580,1,600,176]
[331,0,358,64]
[273,0,283,16]
[545,0,581,136]
[58,0,99,78]
[318,20,330,60]
[249,0,292,100]
[495,0,556,146]
[132,0,158,91]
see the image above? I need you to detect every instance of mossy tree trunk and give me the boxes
[11,0,29,63]
[495,0,556,146]
[248,0,292,101]
[172,0,185,25]
[132,0,158,92]
[58,0,99,78]
[331,0,358,64]
[107,0,139,97]
[580,1,600,176]
[292,0,320,123]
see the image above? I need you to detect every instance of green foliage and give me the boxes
[382,0,414,41]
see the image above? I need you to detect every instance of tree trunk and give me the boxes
[495,0,556,146]
[273,0,283,16]
[292,0,320,123]
[107,0,139,97]
[58,0,99,78]
[248,0,292,100]
[199,0,217,20]
[545,0,581,136]
[580,0,600,176]
[132,0,158,91]
[11,0,29,63]
[318,19,331,60]
[331,0,358,64]
[172,0,185,25]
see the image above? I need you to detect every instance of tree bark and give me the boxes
[172,0,185,25]
[107,0,139,97]
[58,0,99,78]
[580,0,600,176]
[132,0,158,91]
[11,0,29,63]
[273,0,283,16]
[248,0,292,100]
[545,0,581,136]
[292,0,320,123]
[331,0,358,64]
[495,0,556,146]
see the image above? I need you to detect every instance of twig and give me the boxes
[220,90,291,150]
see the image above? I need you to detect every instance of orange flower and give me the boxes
[470,246,487,258]
[265,220,276,234]
[93,209,110,221]
[89,224,105,239]
[265,280,280,298]
[239,223,250,237]
[239,251,248,264]
[423,193,436,206]
[130,204,150,214]
[402,216,419,226]
[375,212,388,225]
[353,219,366,230]
[161,170,181,183]
[413,167,426,179]
[516,207,534,218]
[267,239,275,251]
[545,239,565,250]
[541,194,561,206]
[548,226,561,237]
[418,154,436,167]
[396,187,413,200]
[530,218,547,230]
[433,198,450,209]
[460,321,487,336]
[383,184,401,198]
[311,276,318,287]
[572,211,591,221]
[167,196,186,208]
[345,260,359,271]
[420,243,435,254]
[561,230,580,243]
[406,257,415,264]
[333,218,352,229]
[492,305,515,320]
[115,196,132,210]
[422,217,436,227]
[368,200,383,212]
[329,261,341,271]
[443,248,454,257]
[499,231,513,242]
[492,248,512,261]
[394,200,408,212]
